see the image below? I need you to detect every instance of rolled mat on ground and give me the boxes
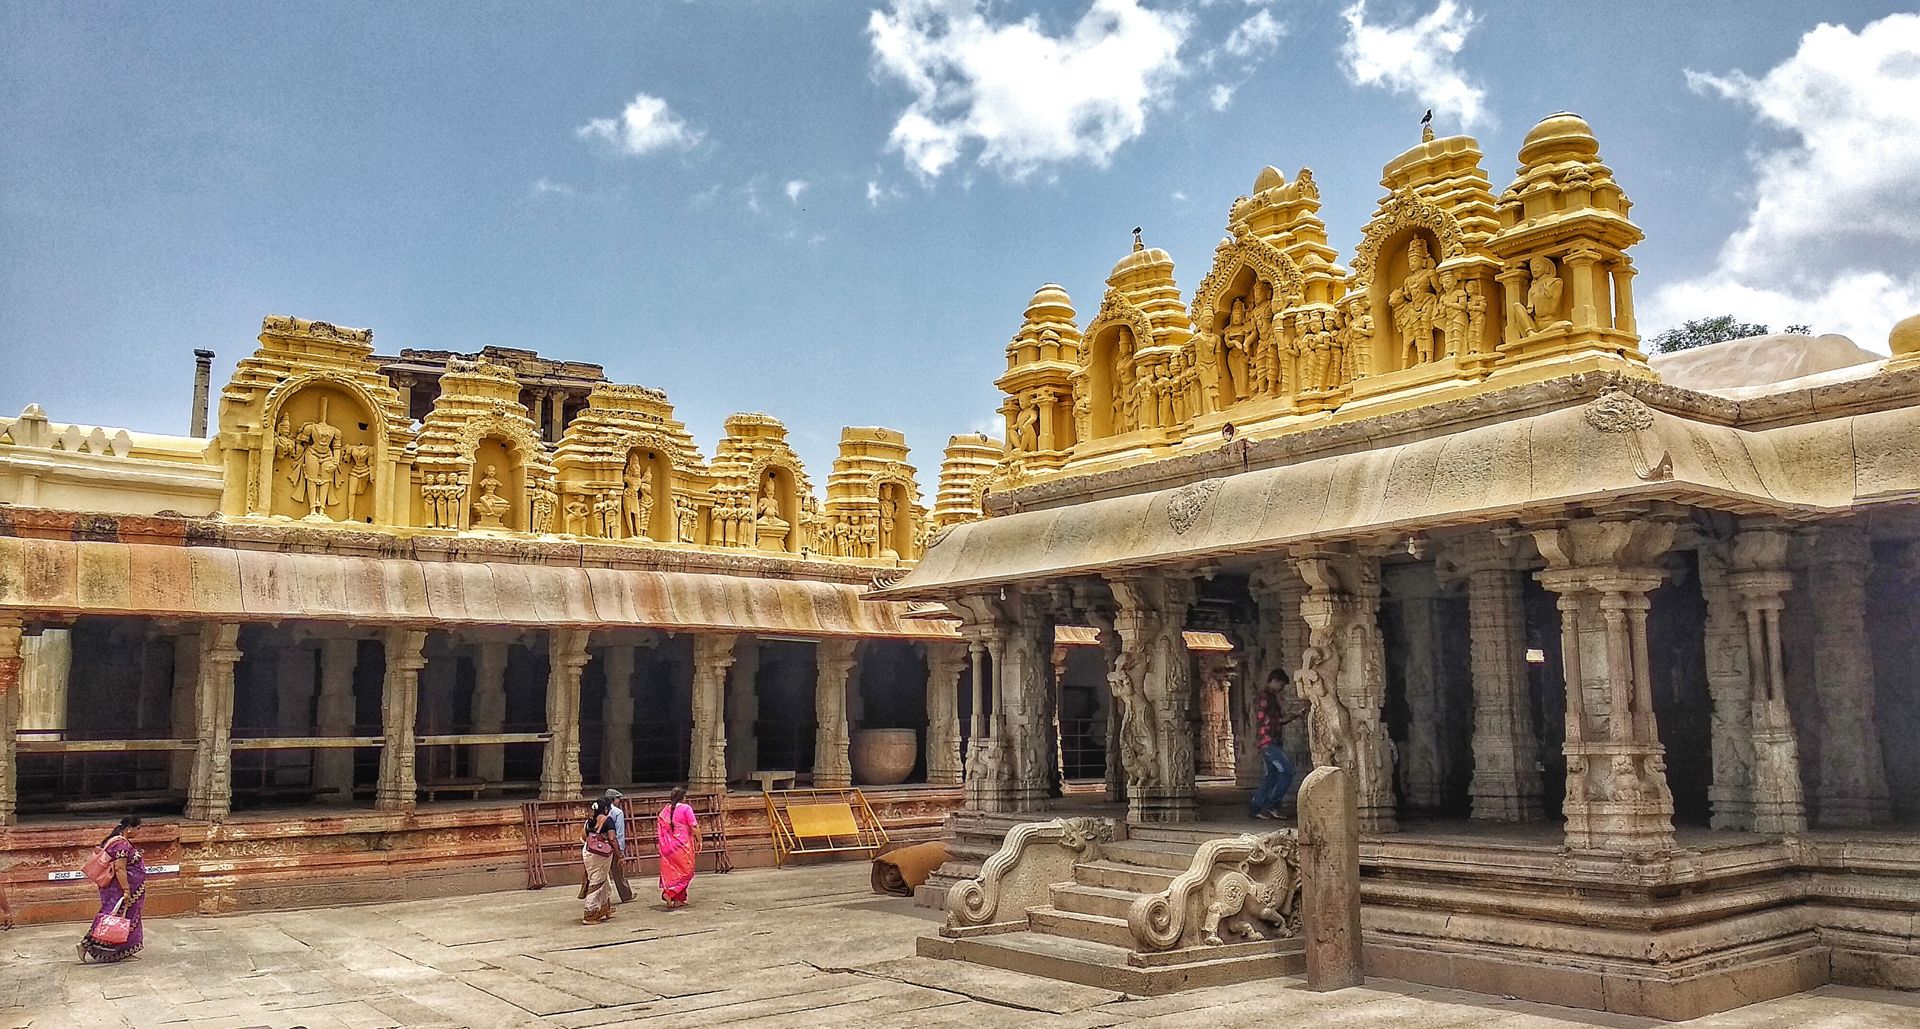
[870,841,949,897]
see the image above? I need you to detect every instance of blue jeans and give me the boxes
[1249,743,1293,817]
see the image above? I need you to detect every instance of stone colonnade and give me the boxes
[941,510,1905,855]
[0,616,974,825]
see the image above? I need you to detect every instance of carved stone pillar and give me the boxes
[725,636,760,783]
[0,619,21,825]
[813,638,858,788]
[1109,574,1198,823]
[1698,544,1754,830]
[953,591,1052,813]
[186,623,243,822]
[1090,612,1126,803]
[418,647,455,782]
[1446,532,1543,822]
[528,388,550,441]
[600,644,636,787]
[1728,527,1807,834]
[1566,247,1602,330]
[375,628,426,812]
[1497,264,1530,347]
[314,638,357,804]
[1806,525,1890,827]
[1384,565,1449,811]
[549,389,567,443]
[1292,549,1396,833]
[470,641,508,784]
[1533,515,1677,852]
[169,630,201,791]
[925,643,967,787]
[540,629,590,800]
[689,634,737,792]
[19,628,71,741]
[1610,258,1637,336]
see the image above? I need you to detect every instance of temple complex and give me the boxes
[0,315,1014,920]
[881,114,1920,1018]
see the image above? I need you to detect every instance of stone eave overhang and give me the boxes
[985,366,1920,516]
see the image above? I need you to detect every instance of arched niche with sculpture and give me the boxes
[1081,322,1137,440]
[619,445,676,542]
[264,378,382,524]
[874,476,917,560]
[466,435,526,531]
[753,465,802,554]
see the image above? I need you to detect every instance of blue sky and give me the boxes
[5,1,1918,488]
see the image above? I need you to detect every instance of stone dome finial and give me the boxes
[1890,313,1920,363]
[1518,111,1600,167]
[1253,166,1285,193]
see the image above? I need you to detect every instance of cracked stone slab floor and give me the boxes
[2,864,1915,1028]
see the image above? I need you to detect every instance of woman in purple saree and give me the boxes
[656,786,699,908]
[79,816,147,963]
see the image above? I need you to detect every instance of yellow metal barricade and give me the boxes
[765,787,889,866]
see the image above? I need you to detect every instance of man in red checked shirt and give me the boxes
[1248,670,1302,820]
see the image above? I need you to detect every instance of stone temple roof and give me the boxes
[1650,333,1883,396]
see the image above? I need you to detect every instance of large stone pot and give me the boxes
[849,728,918,786]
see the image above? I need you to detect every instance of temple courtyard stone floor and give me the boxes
[2,864,1916,1028]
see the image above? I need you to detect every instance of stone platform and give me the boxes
[5,862,1918,1028]
[922,802,1920,1021]
[0,784,963,925]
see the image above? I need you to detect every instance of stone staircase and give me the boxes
[919,818,1304,995]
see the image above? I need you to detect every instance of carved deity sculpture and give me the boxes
[1249,280,1276,397]
[1297,644,1355,771]
[1465,280,1489,354]
[879,497,899,558]
[341,443,373,522]
[273,416,298,462]
[1195,332,1224,413]
[1391,238,1443,366]
[470,464,509,528]
[1114,352,1138,433]
[1107,650,1155,789]
[1013,402,1039,452]
[1073,388,1091,442]
[622,452,653,540]
[1223,298,1251,403]
[1607,753,1647,802]
[529,480,555,533]
[673,498,697,542]
[859,519,879,558]
[1342,296,1371,385]
[754,478,789,552]
[1439,269,1469,357]
[564,494,589,536]
[1510,256,1569,337]
[287,399,345,520]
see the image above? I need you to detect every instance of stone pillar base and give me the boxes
[1128,786,1196,824]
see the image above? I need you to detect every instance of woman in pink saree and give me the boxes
[79,816,147,963]
[656,786,699,908]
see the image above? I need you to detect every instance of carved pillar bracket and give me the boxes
[1109,574,1199,824]
[689,634,738,792]
[539,629,590,801]
[375,628,427,813]
[1532,515,1678,853]
[1290,548,1397,833]
[1441,530,1543,822]
[186,623,243,822]
[1805,524,1891,828]
[813,638,859,789]
[924,643,968,787]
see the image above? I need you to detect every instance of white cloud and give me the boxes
[1208,83,1235,110]
[1222,8,1284,59]
[784,179,809,205]
[867,0,1192,181]
[530,178,577,198]
[1648,14,1920,348]
[1171,190,1189,202]
[1338,1,1489,131]
[577,93,704,156]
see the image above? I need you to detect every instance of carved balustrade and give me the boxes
[943,816,1117,932]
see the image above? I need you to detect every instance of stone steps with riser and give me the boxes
[1049,882,1141,921]
[1026,905,1138,949]
[1100,838,1203,871]
[1073,858,1177,894]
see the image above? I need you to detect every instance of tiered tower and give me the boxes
[996,284,1081,473]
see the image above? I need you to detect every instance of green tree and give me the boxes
[1649,315,1773,354]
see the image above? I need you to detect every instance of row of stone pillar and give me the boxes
[939,514,1901,852]
[0,621,973,826]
